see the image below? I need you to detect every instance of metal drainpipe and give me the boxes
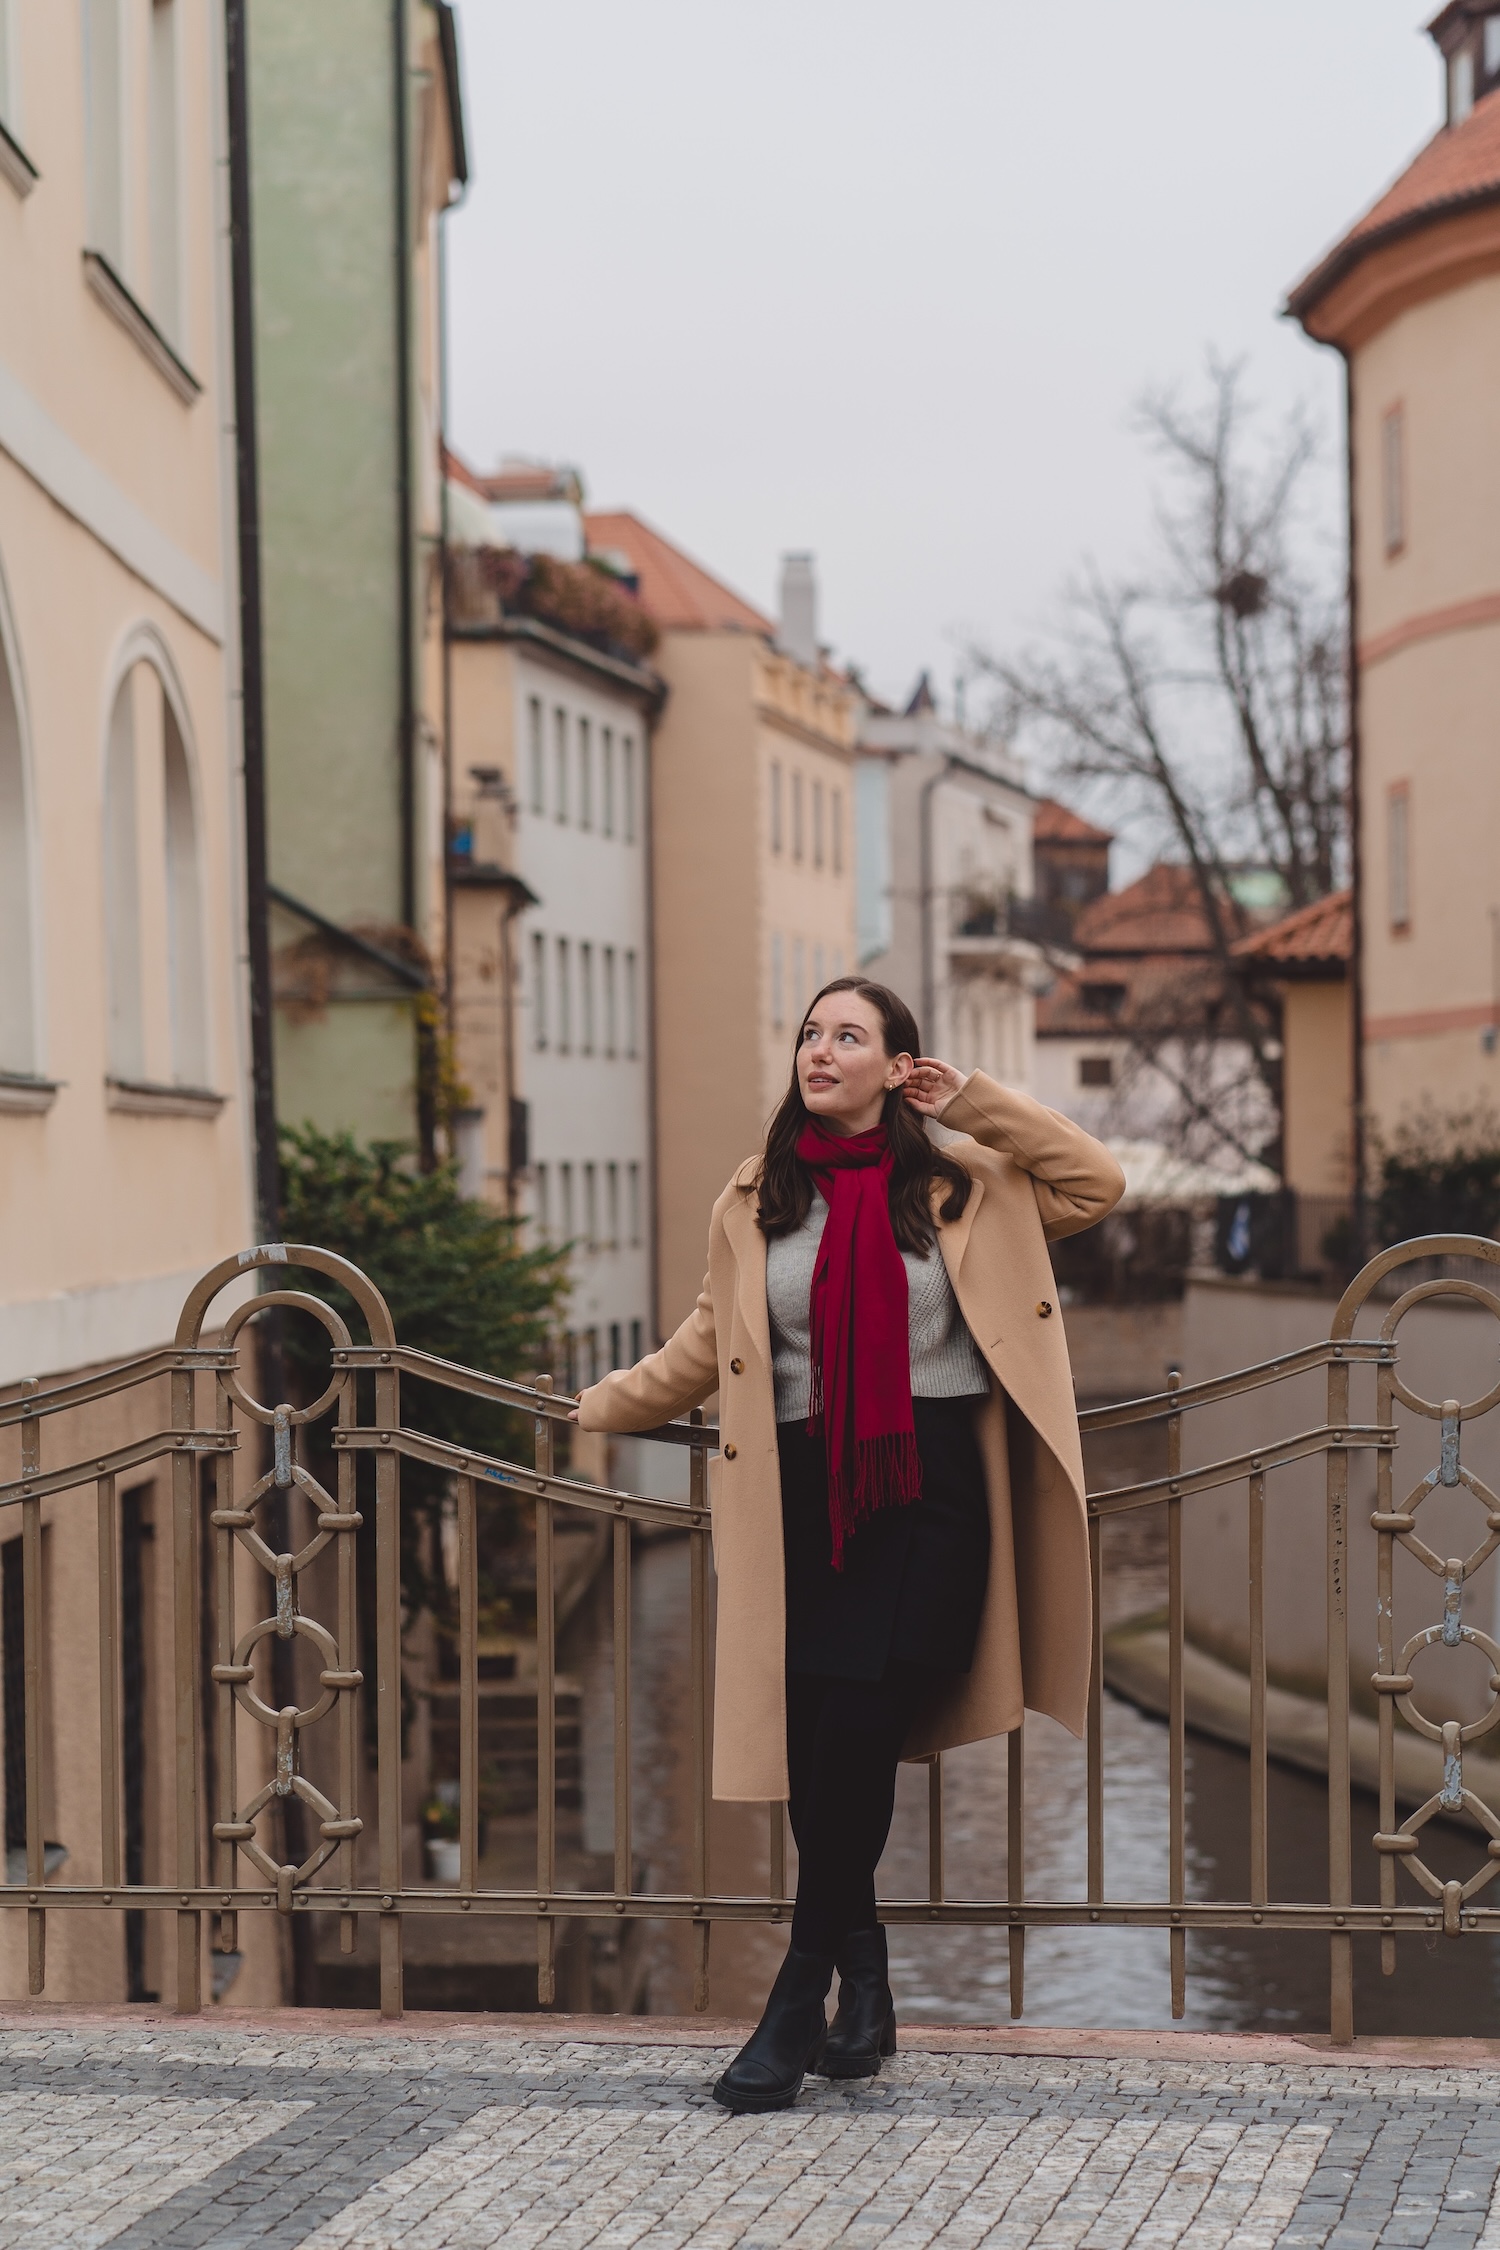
[437,152,468,1121]
[392,0,416,937]
[1341,346,1367,1254]
[224,0,276,1238]
[918,755,954,1049]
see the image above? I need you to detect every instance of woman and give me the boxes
[575,978,1123,2111]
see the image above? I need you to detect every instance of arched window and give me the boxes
[103,643,209,1090]
[0,589,37,1079]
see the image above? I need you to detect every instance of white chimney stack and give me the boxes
[778,552,819,671]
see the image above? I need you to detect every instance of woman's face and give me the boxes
[796,990,913,1135]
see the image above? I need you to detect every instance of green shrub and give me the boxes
[1373,1103,1500,1247]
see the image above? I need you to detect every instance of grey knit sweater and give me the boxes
[765,1190,990,1423]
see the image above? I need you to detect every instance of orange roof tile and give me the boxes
[1033,796,1114,846]
[1287,88,1500,318]
[1071,863,1245,957]
[583,511,773,636]
[1232,887,1352,969]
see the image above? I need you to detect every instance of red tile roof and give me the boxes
[1033,796,1114,847]
[1071,862,1246,957]
[1232,888,1352,970]
[583,511,773,636]
[1287,89,1500,318]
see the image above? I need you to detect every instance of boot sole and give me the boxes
[710,2070,806,2113]
[809,2015,898,2079]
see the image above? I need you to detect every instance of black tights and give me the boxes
[785,1666,932,1957]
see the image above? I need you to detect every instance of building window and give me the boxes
[0,592,37,1077]
[630,1317,643,1362]
[103,657,208,1087]
[606,1161,619,1248]
[601,726,614,835]
[84,0,125,268]
[813,943,824,993]
[553,708,568,822]
[579,942,594,1054]
[792,937,805,1014]
[791,773,804,861]
[770,762,783,854]
[577,716,592,830]
[831,789,844,874]
[628,1161,642,1246]
[0,0,12,130]
[148,0,181,341]
[609,1321,622,1371]
[1078,1055,1114,1089]
[528,698,544,813]
[771,932,784,1029]
[602,945,617,1056]
[623,949,639,1056]
[812,781,825,869]
[622,735,636,841]
[555,937,571,1050]
[1388,782,1411,933]
[530,931,548,1047]
[534,1164,550,1238]
[583,1162,598,1251]
[559,1163,574,1241]
[1382,405,1405,557]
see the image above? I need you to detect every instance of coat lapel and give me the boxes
[721,1177,772,1370]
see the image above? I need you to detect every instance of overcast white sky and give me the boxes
[446,2,1439,714]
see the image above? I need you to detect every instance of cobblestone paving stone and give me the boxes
[0,2021,1496,2247]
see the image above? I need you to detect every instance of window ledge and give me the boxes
[106,1076,225,1120]
[0,1073,59,1116]
[0,119,37,199]
[82,251,201,404]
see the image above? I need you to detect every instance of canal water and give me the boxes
[562,1441,1500,2039]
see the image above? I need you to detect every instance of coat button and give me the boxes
[723,1444,737,1459]
[1036,1300,1053,1318]
[730,1358,744,1375]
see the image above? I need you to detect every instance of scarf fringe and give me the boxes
[827,1429,923,1572]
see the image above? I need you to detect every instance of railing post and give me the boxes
[1167,1368,1185,2021]
[534,1376,556,2006]
[689,1409,710,2012]
[171,1360,202,2011]
[1086,1511,1103,1905]
[376,1349,403,2018]
[1327,1350,1354,2044]
[1007,1721,1024,2019]
[20,1382,44,1995]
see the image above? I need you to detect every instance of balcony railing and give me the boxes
[1,1233,1498,2040]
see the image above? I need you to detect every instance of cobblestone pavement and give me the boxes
[1,2014,1500,2247]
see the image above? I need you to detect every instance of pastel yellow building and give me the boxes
[0,0,271,2004]
[584,518,858,1332]
[1290,5,1500,1145]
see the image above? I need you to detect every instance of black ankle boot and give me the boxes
[810,1926,896,2079]
[711,1944,834,2113]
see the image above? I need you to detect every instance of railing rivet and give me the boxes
[615,1900,626,1914]
[771,1906,782,1921]
[1089,1909,1099,1922]
[1335,1912,1345,1925]
[1426,1914,1437,1926]
[102,1893,111,1905]
[97,1460,107,1473]
[380,1352,391,1364]
[1333,1345,1343,1358]
[539,1899,549,1914]
[1169,1482,1179,1496]
[382,1895,394,1910]
[929,1908,938,1920]
[614,1498,623,1512]
[1334,1432,1344,1444]
[1382,1914,1392,1926]
[1253,1911,1263,1924]
[27,1893,36,1904]
[1468,1914,1478,1928]
[1250,1458,1261,1472]
[221,1894,231,1907]
[181,1893,190,1906]
[535,1479,546,1493]
[262,1893,273,1905]
[460,1897,471,1910]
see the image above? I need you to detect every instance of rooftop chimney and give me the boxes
[778,552,819,670]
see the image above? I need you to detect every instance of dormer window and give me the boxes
[1452,43,1475,121]
[1440,5,1500,123]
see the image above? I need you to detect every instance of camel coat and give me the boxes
[577,1073,1125,1801]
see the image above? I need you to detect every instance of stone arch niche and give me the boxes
[0,558,39,1079]
[102,630,210,1091]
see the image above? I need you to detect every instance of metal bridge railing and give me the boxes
[1,1232,1498,2041]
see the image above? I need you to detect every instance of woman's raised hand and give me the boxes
[903,1057,969,1117]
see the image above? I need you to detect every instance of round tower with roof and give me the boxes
[1289,2,1500,1149]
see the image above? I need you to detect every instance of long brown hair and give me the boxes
[754,977,972,1253]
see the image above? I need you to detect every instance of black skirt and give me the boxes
[779,1394,991,1682]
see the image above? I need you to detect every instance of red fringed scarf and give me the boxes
[797,1119,921,1569]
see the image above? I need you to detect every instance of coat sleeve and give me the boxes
[938,1069,1125,1242]
[575,1269,719,1433]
